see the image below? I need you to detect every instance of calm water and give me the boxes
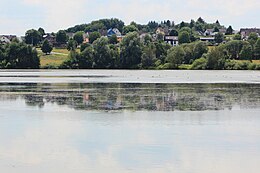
[0,70,260,173]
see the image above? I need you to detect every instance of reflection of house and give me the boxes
[83,93,91,106]
[240,28,260,39]
[164,35,178,46]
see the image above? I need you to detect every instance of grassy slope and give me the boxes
[37,48,69,68]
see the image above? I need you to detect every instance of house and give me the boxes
[67,32,75,39]
[43,33,56,45]
[156,27,169,36]
[156,27,165,35]
[107,28,122,37]
[0,35,17,44]
[204,29,214,36]
[83,32,89,43]
[0,36,11,44]
[219,28,227,34]
[200,37,215,43]
[240,28,260,39]
[107,28,123,42]
[164,35,178,46]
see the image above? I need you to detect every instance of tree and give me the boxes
[147,21,159,31]
[206,47,226,69]
[215,32,224,43]
[179,21,186,29]
[93,37,113,68]
[60,51,80,69]
[123,25,138,34]
[226,26,234,35]
[248,32,258,45]
[143,34,152,45]
[166,20,171,27]
[80,43,91,52]
[193,41,208,59]
[157,33,164,41]
[240,43,253,60]
[89,31,101,44]
[233,34,241,40]
[179,27,192,33]
[141,43,157,68]
[38,27,45,37]
[224,40,243,59]
[197,17,205,24]
[190,19,195,28]
[183,45,194,64]
[213,26,219,32]
[56,30,68,44]
[73,31,84,45]
[109,44,120,68]
[79,46,94,68]
[3,42,39,69]
[155,41,171,63]
[254,38,260,59]
[109,34,118,44]
[178,31,190,44]
[25,29,42,46]
[67,39,77,51]
[166,46,185,68]
[41,39,53,55]
[169,29,178,36]
[191,57,207,70]
[120,32,143,68]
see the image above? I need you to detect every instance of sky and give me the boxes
[0,0,259,36]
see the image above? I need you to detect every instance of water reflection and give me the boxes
[0,83,259,111]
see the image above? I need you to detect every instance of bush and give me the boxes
[254,64,260,70]
[191,57,207,70]
[248,63,256,70]
[233,61,250,70]
[224,60,237,70]
[156,63,171,69]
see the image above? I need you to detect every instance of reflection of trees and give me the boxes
[0,83,259,111]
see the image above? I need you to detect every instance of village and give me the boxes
[1,26,260,47]
[0,18,260,70]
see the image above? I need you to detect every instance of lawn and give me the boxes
[235,60,260,64]
[38,51,68,68]
[37,48,73,68]
[52,48,70,54]
[252,60,260,64]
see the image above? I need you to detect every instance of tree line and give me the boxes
[59,31,260,70]
[0,40,39,69]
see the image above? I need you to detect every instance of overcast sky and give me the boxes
[1,0,259,36]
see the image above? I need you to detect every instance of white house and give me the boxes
[164,35,178,46]
[0,36,11,44]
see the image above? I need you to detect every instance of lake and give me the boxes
[0,70,260,173]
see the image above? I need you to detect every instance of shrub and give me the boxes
[191,57,207,70]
